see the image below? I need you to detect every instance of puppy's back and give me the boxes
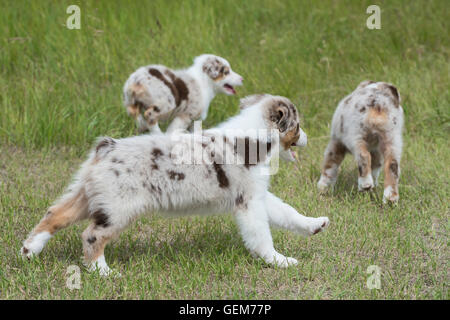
[332,81,403,144]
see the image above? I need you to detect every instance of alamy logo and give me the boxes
[66,265,81,290]
[169,121,280,175]
[366,265,381,289]
[66,5,81,30]
[366,5,381,29]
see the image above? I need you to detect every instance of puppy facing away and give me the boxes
[123,54,243,134]
[317,81,404,203]
[21,94,329,276]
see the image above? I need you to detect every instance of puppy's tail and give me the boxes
[366,105,389,128]
[366,85,400,128]
[53,136,115,220]
[21,175,89,257]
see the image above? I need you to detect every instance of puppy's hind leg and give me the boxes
[370,149,383,187]
[381,140,401,203]
[21,188,89,258]
[265,192,329,236]
[355,142,374,191]
[81,211,125,277]
[318,139,347,192]
[234,198,297,268]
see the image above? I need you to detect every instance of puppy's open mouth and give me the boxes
[223,84,236,95]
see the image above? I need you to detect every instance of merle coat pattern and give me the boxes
[318,81,404,203]
[123,54,243,134]
[21,94,329,276]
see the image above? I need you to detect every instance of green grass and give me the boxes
[0,0,448,299]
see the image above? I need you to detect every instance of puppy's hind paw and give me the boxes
[87,264,121,278]
[84,256,121,278]
[20,246,31,259]
[20,246,37,260]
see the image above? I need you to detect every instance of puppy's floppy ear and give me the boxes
[357,80,375,89]
[239,94,267,109]
[202,58,222,80]
[269,100,290,132]
[383,83,401,107]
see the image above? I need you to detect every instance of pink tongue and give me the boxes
[225,85,236,94]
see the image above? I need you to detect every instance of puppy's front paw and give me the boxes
[383,186,399,204]
[358,175,374,191]
[310,217,330,235]
[270,253,298,268]
[317,177,331,193]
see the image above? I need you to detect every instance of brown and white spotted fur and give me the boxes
[123,54,243,134]
[317,80,404,203]
[21,94,328,276]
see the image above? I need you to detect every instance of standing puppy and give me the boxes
[123,54,243,134]
[317,81,404,203]
[21,94,329,276]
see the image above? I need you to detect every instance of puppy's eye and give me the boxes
[224,67,230,75]
[220,66,225,73]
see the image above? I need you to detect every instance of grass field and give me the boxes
[0,0,448,299]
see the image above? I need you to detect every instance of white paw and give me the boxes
[358,175,374,191]
[270,252,298,268]
[20,232,52,259]
[85,255,121,277]
[309,217,330,235]
[87,263,121,277]
[383,186,399,204]
[20,246,37,259]
[87,263,109,276]
[317,178,330,193]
